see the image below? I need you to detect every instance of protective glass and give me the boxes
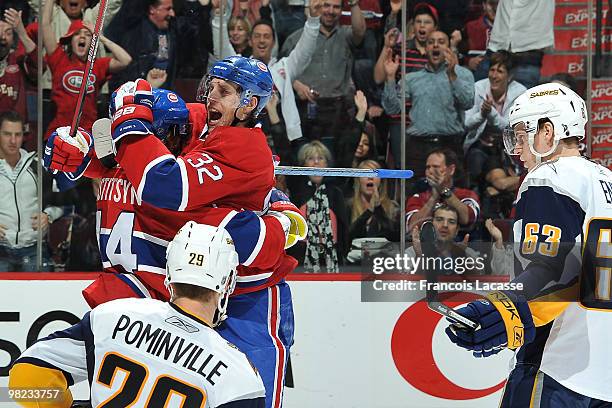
[195,75,211,103]
[502,124,526,156]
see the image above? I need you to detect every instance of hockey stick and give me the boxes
[68,0,109,142]
[420,221,479,331]
[274,166,414,179]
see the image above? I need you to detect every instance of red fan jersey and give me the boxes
[45,46,111,138]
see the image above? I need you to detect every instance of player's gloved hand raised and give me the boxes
[109,79,155,154]
[44,126,92,173]
[269,188,308,249]
[445,291,535,358]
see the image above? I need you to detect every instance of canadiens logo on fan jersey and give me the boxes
[62,70,96,94]
[5,64,19,74]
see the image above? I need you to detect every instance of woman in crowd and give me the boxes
[463,50,526,194]
[288,141,349,272]
[41,0,131,138]
[347,160,400,242]
[228,15,252,56]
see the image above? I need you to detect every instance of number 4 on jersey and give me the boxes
[98,211,138,272]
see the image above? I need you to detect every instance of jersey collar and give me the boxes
[169,302,213,329]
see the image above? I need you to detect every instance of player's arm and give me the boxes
[223,208,295,270]
[446,183,584,357]
[110,80,273,211]
[9,312,94,407]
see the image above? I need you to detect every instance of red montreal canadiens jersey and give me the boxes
[84,158,288,305]
[45,46,111,138]
[85,104,293,305]
[116,108,275,213]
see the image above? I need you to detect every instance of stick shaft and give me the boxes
[428,301,480,330]
[274,166,414,179]
[69,0,109,138]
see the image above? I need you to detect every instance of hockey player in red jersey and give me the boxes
[44,88,290,306]
[45,57,305,408]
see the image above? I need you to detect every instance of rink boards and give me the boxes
[0,273,513,407]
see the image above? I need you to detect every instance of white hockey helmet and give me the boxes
[503,83,587,163]
[166,221,239,327]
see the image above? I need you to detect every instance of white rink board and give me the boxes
[0,275,513,407]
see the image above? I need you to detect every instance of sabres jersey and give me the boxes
[10,298,265,407]
[513,155,612,401]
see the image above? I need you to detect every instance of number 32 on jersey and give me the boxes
[187,153,223,184]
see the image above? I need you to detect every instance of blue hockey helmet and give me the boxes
[196,56,273,118]
[151,88,191,141]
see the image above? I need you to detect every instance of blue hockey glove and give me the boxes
[445,291,535,358]
[110,79,155,154]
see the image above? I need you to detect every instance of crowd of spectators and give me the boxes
[0,0,568,273]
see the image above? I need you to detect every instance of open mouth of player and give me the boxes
[208,109,223,126]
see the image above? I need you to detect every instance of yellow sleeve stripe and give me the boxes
[8,362,73,408]
[528,284,577,327]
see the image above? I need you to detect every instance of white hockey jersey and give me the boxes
[513,155,612,401]
[11,298,265,407]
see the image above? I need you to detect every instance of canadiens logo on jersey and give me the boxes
[5,64,19,74]
[62,70,96,94]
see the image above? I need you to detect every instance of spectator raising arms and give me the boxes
[0,9,36,141]
[41,0,131,138]
[337,90,378,167]
[224,0,322,146]
[107,0,201,91]
[382,30,474,178]
[348,160,400,242]
[283,0,365,154]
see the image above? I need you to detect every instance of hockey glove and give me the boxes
[445,291,535,358]
[44,126,92,174]
[269,188,308,249]
[109,79,155,154]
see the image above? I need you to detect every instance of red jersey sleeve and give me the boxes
[405,193,427,224]
[456,188,481,225]
[46,46,65,72]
